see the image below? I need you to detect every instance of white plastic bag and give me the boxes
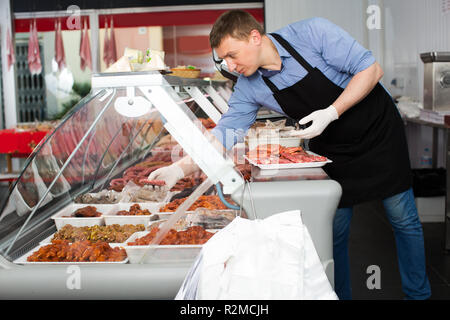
[176,210,337,300]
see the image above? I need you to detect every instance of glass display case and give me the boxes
[0,71,341,299]
[0,71,239,258]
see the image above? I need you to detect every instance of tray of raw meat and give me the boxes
[244,144,332,169]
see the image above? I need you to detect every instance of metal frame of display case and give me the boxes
[91,71,244,194]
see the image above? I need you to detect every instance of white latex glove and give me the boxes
[295,105,339,139]
[147,164,185,191]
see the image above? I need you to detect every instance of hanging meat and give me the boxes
[108,18,117,66]
[79,18,92,71]
[54,19,66,70]
[6,27,15,70]
[27,20,42,75]
[103,20,110,67]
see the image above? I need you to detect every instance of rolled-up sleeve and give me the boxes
[301,17,375,75]
[211,80,260,150]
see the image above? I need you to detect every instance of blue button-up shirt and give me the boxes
[211,17,376,149]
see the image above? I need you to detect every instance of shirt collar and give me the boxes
[267,33,291,58]
[258,33,291,77]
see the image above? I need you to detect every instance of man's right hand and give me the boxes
[148,164,185,191]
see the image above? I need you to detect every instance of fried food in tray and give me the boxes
[27,240,127,262]
[62,205,102,218]
[159,195,233,212]
[52,224,145,243]
[116,204,153,216]
[127,226,214,246]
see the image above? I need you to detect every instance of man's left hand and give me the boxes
[294,105,339,139]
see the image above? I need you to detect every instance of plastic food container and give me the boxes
[40,229,140,245]
[13,243,128,265]
[103,203,166,227]
[51,204,115,230]
[124,231,210,264]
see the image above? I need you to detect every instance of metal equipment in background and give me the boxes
[420,52,450,112]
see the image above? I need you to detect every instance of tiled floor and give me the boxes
[350,200,450,300]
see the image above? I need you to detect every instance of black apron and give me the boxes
[262,33,412,208]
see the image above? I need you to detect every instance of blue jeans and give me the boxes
[333,187,431,300]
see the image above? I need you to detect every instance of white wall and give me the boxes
[265,0,368,46]
[265,0,450,101]
[383,0,450,100]
[264,0,450,168]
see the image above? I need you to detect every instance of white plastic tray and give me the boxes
[124,231,212,264]
[244,151,332,170]
[13,243,129,264]
[51,203,116,230]
[103,202,166,227]
[40,230,140,245]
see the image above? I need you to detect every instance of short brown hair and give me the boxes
[210,10,265,48]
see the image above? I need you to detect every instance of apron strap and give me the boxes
[270,33,315,73]
[262,33,316,93]
[262,76,280,93]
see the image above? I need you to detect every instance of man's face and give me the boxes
[215,32,261,77]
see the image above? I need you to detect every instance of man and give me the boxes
[149,10,431,300]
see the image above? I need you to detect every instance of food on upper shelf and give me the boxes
[139,179,166,186]
[159,195,234,212]
[127,226,214,245]
[169,65,201,78]
[109,162,171,192]
[124,47,144,64]
[116,204,153,216]
[27,240,127,262]
[74,190,122,204]
[63,206,102,218]
[246,144,328,165]
[52,224,145,243]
